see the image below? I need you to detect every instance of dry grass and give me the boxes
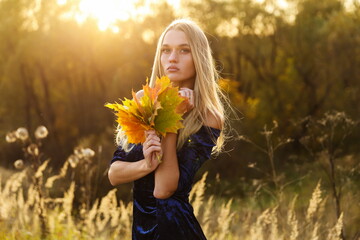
[1,119,358,239]
[0,166,350,240]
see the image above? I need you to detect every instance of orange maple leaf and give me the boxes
[105,76,187,144]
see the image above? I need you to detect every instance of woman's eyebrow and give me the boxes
[161,43,190,47]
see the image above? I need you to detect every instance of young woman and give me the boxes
[108,19,228,240]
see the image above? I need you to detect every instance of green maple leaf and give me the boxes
[154,86,185,135]
[105,76,187,143]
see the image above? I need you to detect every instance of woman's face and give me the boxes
[160,30,196,89]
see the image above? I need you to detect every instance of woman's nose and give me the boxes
[169,50,178,62]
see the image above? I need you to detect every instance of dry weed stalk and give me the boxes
[287,195,299,240]
[85,198,99,237]
[201,195,214,236]
[2,169,27,197]
[45,160,69,188]
[238,121,293,200]
[269,206,280,240]
[23,183,37,224]
[189,172,237,240]
[32,159,50,239]
[0,170,27,226]
[217,199,235,240]
[63,182,75,229]
[190,171,208,217]
[328,212,344,240]
[310,222,320,240]
[118,200,133,239]
[95,189,116,231]
[306,180,323,222]
[299,111,358,240]
[109,192,120,230]
[250,208,271,240]
[5,126,50,239]
[16,188,26,228]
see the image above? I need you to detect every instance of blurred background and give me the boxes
[0,0,359,239]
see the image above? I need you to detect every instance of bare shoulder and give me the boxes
[204,110,223,130]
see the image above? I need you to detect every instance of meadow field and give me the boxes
[0,161,355,240]
[1,113,359,240]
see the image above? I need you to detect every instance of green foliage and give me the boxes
[0,0,359,237]
[0,0,359,163]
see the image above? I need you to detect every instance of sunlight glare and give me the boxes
[57,0,182,32]
[344,0,360,11]
[277,0,288,9]
[74,13,87,25]
[57,0,67,5]
[254,0,289,10]
[111,26,120,34]
[77,0,135,31]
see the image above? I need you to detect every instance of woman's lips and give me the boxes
[167,66,179,72]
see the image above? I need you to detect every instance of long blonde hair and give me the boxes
[116,19,229,153]
[150,19,227,153]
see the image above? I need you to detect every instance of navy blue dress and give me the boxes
[111,125,220,240]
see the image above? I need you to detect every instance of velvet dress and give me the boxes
[111,125,220,240]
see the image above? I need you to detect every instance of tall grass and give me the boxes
[0,162,353,240]
[1,111,359,239]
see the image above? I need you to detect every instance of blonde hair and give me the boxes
[117,19,229,153]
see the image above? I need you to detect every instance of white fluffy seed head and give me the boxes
[35,126,48,139]
[16,128,29,141]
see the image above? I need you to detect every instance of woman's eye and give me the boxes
[161,48,170,53]
[180,48,190,53]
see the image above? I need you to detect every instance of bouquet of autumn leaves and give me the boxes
[105,76,188,164]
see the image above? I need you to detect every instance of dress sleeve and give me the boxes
[175,127,220,195]
[110,146,127,164]
[110,144,144,165]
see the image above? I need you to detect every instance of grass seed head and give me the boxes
[5,131,17,143]
[16,127,29,141]
[35,126,49,139]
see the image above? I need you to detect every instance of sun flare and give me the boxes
[57,0,181,32]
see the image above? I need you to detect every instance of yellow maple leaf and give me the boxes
[105,76,187,144]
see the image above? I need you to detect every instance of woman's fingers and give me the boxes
[145,131,160,140]
[145,129,156,138]
[144,145,162,170]
[146,145,162,153]
[144,140,161,150]
[144,133,161,147]
[179,88,194,110]
[179,88,194,102]
[143,131,162,164]
[143,145,161,158]
[179,88,193,98]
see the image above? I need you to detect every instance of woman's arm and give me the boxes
[152,88,195,199]
[108,159,153,186]
[108,132,162,186]
[153,132,179,199]
[152,110,221,199]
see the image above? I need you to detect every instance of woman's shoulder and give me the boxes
[203,110,223,131]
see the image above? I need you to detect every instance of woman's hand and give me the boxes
[143,130,162,170]
[179,88,194,113]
